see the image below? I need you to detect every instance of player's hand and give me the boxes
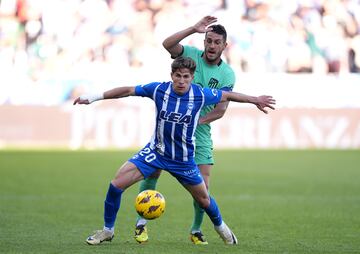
[73,96,90,105]
[255,95,276,114]
[193,16,217,33]
[73,93,104,105]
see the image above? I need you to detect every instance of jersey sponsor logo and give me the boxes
[208,78,219,88]
[159,110,192,124]
[183,168,197,175]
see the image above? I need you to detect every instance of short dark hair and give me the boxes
[171,56,196,74]
[206,24,227,42]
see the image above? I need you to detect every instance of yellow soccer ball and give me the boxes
[135,190,166,220]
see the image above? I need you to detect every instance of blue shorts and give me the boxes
[129,144,203,186]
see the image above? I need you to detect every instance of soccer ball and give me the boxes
[135,190,166,220]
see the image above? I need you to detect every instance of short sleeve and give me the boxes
[220,86,233,92]
[202,88,222,106]
[220,69,235,92]
[135,82,161,98]
[183,46,202,59]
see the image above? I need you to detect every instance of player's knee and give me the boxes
[111,179,126,190]
[197,196,210,209]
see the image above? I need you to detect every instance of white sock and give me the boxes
[136,218,147,227]
[103,226,114,233]
[215,221,226,230]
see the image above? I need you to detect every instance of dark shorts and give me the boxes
[194,145,214,165]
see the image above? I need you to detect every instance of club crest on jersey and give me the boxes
[208,78,219,88]
[159,110,192,124]
[211,89,218,96]
[187,102,194,110]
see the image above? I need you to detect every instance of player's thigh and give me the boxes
[112,161,144,190]
[198,164,212,189]
[148,169,162,179]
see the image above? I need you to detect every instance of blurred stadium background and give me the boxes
[0,0,360,149]
[1,1,360,253]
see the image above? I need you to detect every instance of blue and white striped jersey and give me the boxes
[135,81,222,163]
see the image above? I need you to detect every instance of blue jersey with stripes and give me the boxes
[135,81,222,163]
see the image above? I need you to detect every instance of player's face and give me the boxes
[171,68,194,95]
[203,32,227,65]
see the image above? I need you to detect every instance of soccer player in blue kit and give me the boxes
[74,56,275,245]
[136,16,238,245]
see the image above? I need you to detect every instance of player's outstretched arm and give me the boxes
[73,86,136,105]
[198,101,230,124]
[221,91,276,114]
[162,15,217,58]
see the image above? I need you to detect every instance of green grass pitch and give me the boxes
[0,150,359,254]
